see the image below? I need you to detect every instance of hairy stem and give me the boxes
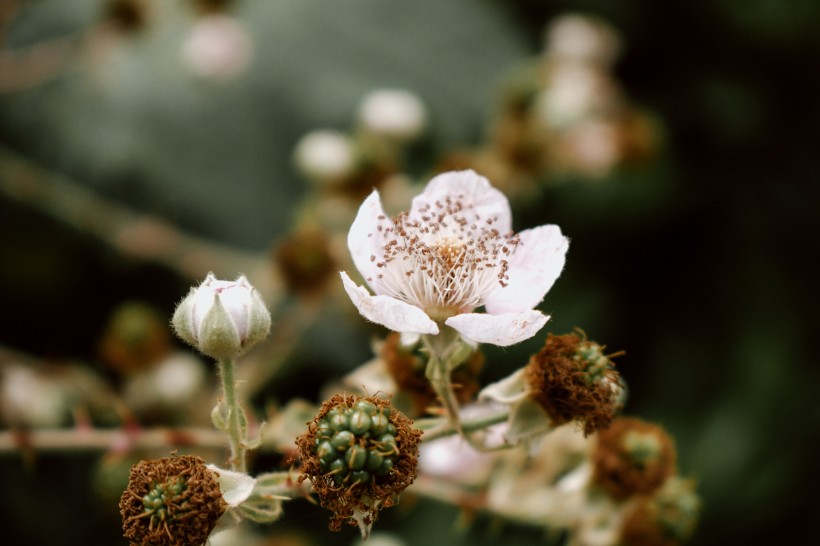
[218,357,247,472]
[422,328,469,431]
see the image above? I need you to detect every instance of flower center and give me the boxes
[367,196,519,313]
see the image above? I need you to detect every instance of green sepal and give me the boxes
[198,292,243,359]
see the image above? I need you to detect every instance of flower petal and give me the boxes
[445,309,548,347]
[340,272,439,335]
[206,465,256,507]
[479,368,529,404]
[347,190,395,293]
[409,170,512,234]
[484,225,569,314]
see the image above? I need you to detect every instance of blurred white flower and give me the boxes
[0,364,67,427]
[544,14,621,67]
[293,130,356,183]
[123,351,207,415]
[536,64,613,129]
[358,89,427,141]
[340,170,568,346]
[181,15,252,80]
[559,120,622,177]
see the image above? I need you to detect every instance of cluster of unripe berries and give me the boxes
[313,399,399,487]
[141,477,187,527]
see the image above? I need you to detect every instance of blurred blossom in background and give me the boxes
[0,0,818,545]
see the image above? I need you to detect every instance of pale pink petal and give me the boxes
[341,272,439,335]
[484,225,569,314]
[347,190,395,293]
[409,170,512,234]
[445,309,548,347]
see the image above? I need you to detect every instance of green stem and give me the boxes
[422,329,468,431]
[416,410,509,443]
[218,357,246,472]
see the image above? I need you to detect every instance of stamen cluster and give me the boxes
[367,196,520,314]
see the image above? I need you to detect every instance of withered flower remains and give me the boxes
[119,455,226,546]
[593,417,676,500]
[526,332,623,435]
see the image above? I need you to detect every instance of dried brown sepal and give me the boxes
[593,417,676,501]
[525,333,622,436]
[119,455,226,546]
[382,333,483,416]
[293,393,422,532]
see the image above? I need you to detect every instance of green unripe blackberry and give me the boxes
[310,401,403,488]
[295,394,423,534]
[120,455,226,546]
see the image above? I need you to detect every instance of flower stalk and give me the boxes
[421,327,473,431]
[218,357,247,472]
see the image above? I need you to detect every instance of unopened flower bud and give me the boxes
[172,273,270,359]
[294,394,422,538]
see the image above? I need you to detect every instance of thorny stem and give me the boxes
[218,357,247,472]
